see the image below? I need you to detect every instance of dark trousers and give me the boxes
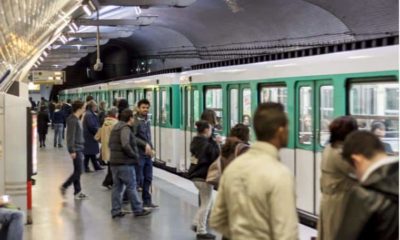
[62,152,83,194]
[141,157,153,205]
[84,154,101,171]
[39,133,46,146]
[102,163,113,186]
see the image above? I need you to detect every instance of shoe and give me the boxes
[102,183,112,190]
[74,192,88,200]
[95,167,105,171]
[112,212,125,219]
[85,169,93,173]
[134,209,151,217]
[58,144,63,148]
[191,225,197,232]
[60,186,66,199]
[54,144,56,147]
[143,203,159,209]
[196,233,216,240]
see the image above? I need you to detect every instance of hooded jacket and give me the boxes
[334,159,398,240]
[109,121,139,166]
[188,135,220,180]
[95,117,118,162]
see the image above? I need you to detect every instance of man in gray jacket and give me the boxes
[60,100,88,200]
[109,109,151,218]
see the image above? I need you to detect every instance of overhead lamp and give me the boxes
[68,21,79,32]
[59,35,68,44]
[42,51,48,57]
[135,7,142,16]
[38,56,44,62]
[82,5,92,16]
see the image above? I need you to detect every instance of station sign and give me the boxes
[30,71,65,85]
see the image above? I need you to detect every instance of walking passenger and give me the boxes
[317,116,358,240]
[95,107,119,189]
[53,103,65,148]
[133,99,158,208]
[98,101,107,126]
[61,99,72,139]
[189,120,220,240]
[37,106,50,148]
[210,102,298,240]
[109,109,151,218]
[220,123,250,172]
[83,100,103,172]
[334,131,398,240]
[60,100,88,200]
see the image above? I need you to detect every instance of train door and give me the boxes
[228,84,251,129]
[127,90,134,107]
[155,88,162,162]
[295,80,333,216]
[145,89,156,158]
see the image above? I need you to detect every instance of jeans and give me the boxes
[84,154,101,171]
[141,157,153,205]
[62,152,83,194]
[102,163,113,186]
[0,208,24,240]
[193,181,213,234]
[111,165,143,216]
[53,123,63,146]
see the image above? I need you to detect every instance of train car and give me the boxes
[59,45,399,223]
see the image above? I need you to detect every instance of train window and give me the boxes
[127,91,134,106]
[161,89,168,124]
[230,89,239,127]
[193,89,200,122]
[205,88,223,130]
[186,88,192,128]
[145,89,154,121]
[299,86,313,145]
[319,86,334,146]
[242,88,252,126]
[260,86,287,110]
[349,82,399,154]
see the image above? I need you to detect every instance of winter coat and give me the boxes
[133,114,152,156]
[37,111,50,134]
[52,110,65,125]
[318,144,357,240]
[188,135,220,180]
[95,117,118,162]
[109,121,139,165]
[334,159,398,240]
[82,110,100,155]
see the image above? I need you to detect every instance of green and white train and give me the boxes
[59,45,399,222]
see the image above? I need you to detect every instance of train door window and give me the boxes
[242,88,251,126]
[186,87,192,128]
[299,86,313,145]
[260,85,287,110]
[205,87,223,130]
[319,86,334,146]
[193,89,200,122]
[160,89,169,125]
[349,81,399,154]
[230,88,239,127]
[145,89,154,121]
[127,90,134,106]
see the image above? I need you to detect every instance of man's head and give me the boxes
[107,107,118,118]
[72,100,85,117]
[253,102,288,149]
[230,123,250,143]
[342,131,387,180]
[87,100,97,112]
[137,99,150,116]
[371,122,386,138]
[86,95,94,103]
[120,109,134,126]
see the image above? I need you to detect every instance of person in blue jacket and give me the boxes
[83,100,103,172]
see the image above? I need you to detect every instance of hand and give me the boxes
[145,144,153,157]
[215,135,223,144]
[70,152,76,160]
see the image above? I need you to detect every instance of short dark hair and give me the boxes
[195,120,210,133]
[229,123,250,143]
[201,109,217,126]
[253,102,287,141]
[86,95,94,102]
[342,131,386,165]
[67,99,72,104]
[137,99,150,107]
[119,109,134,122]
[72,100,85,113]
[371,121,385,133]
[329,116,358,146]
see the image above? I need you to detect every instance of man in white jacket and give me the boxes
[210,102,298,240]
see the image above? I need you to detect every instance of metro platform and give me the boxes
[24,131,316,240]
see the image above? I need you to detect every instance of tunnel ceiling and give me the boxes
[30,0,398,81]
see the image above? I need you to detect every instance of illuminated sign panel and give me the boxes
[30,71,65,85]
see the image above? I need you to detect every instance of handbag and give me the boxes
[206,156,221,186]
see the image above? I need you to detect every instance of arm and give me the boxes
[94,128,101,142]
[120,126,137,159]
[209,175,230,237]
[206,140,221,164]
[66,119,76,154]
[269,171,298,240]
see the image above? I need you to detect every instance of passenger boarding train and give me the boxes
[59,45,399,222]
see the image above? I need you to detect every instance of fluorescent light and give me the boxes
[135,7,142,16]
[42,51,48,57]
[273,63,296,68]
[220,69,246,73]
[348,55,371,59]
[39,56,44,62]
[82,5,92,16]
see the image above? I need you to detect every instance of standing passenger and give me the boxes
[83,100,103,172]
[60,100,88,200]
[210,102,298,240]
[52,104,65,148]
[220,123,250,172]
[109,109,151,218]
[37,106,50,148]
[335,131,398,240]
[318,116,358,240]
[189,120,220,240]
[133,99,158,208]
[61,99,73,140]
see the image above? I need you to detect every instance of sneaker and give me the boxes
[74,192,88,200]
[196,233,216,240]
[191,225,197,232]
[58,144,63,148]
[60,186,66,198]
[112,212,125,219]
[102,183,112,190]
[134,209,151,217]
[143,203,159,209]
[95,167,105,171]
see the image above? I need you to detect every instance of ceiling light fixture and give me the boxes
[82,5,92,16]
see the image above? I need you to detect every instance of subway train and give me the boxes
[59,44,399,222]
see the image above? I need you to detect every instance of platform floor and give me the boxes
[24,132,316,240]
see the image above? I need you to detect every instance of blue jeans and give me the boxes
[62,152,83,194]
[0,208,24,240]
[141,157,153,205]
[54,123,63,146]
[111,166,143,216]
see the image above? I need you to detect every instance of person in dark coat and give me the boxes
[48,101,56,129]
[82,100,103,172]
[335,131,398,240]
[61,99,73,139]
[37,106,50,148]
[52,103,65,148]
